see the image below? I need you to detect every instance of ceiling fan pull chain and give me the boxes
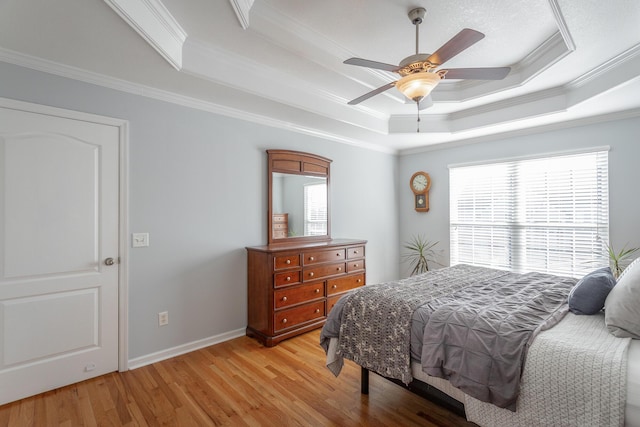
[417,102,421,133]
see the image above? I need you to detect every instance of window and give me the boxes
[449,149,609,277]
[304,182,327,236]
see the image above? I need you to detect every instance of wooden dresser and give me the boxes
[246,239,366,347]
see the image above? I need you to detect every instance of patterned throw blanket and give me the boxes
[328,265,510,383]
[321,264,576,409]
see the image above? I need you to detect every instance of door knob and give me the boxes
[104,257,116,266]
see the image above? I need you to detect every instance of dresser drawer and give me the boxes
[327,294,343,314]
[303,249,345,265]
[274,254,300,270]
[274,282,324,309]
[272,214,288,222]
[347,246,365,259]
[274,301,325,332]
[274,270,301,288]
[303,262,346,282]
[273,222,287,230]
[347,259,365,273]
[327,273,365,296]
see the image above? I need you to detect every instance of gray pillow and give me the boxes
[568,267,616,315]
[605,257,640,339]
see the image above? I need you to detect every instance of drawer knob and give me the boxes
[282,318,287,324]
[337,267,342,271]
[357,279,362,283]
[286,259,291,265]
[315,308,320,313]
[309,272,314,277]
[309,256,315,261]
[332,284,337,289]
[282,296,288,302]
[354,250,359,254]
[286,276,291,281]
[353,263,358,267]
[315,288,320,293]
[336,253,340,256]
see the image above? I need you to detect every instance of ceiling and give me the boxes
[1,0,639,153]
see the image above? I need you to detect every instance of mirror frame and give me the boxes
[267,149,332,244]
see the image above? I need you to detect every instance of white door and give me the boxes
[0,101,120,404]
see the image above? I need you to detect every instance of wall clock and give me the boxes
[410,171,431,212]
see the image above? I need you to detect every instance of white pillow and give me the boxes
[605,257,640,339]
[617,256,640,282]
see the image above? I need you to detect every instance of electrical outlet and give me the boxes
[158,311,169,326]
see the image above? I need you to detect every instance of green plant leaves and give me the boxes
[607,243,639,278]
[401,234,440,276]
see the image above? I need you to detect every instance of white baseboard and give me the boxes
[127,328,246,370]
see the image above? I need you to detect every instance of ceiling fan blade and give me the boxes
[344,58,400,72]
[348,82,396,105]
[426,28,485,66]
[442,67,511,80]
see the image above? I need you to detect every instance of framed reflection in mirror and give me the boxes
[267,150,331,244]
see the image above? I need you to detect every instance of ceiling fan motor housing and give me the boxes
[398,54,441,76]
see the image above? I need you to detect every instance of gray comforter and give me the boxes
[320,264,576,410]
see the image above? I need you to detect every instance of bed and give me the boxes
[320,264,640,427]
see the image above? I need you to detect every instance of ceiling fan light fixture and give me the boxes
[396,72,441,103]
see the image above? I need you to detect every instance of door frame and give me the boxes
[0,96,130,371]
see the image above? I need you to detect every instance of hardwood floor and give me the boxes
[0,330,475,426]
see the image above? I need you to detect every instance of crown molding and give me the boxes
[399,108,640,156]
[517,32,571,76]
[3,45,636,155]
[570,43,640,89]
[103,0,187,70]
[229,0,255,30]
[251,1,408,107]
[451,86,567,120]
[547,0,576,51]
[183,38,389,130]
[389,87,568,134]
[428,32,571,106]
[0,47,145,95]
[0,48,394,154]
[389,38,639,136]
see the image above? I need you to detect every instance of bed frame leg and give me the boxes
[361,366,369,395]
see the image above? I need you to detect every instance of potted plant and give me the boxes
[402,234,440,276]
[607,243,639,278]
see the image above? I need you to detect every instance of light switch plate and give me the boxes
[132,233,149,248]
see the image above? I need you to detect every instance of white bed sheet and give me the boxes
[626,340,640,427]
[411,339,640,426]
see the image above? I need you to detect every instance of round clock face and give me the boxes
[412,173,429,192]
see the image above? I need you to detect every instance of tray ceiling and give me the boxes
[0,0,639,153]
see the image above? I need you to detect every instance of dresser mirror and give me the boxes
[267,150,332,244]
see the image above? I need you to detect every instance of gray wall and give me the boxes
[0,61,400,360]
[399,118,640,277]
[4,58,637,362]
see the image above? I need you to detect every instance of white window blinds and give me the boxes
[450,149,609,277]
[304,183,327,236]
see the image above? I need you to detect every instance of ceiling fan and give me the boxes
[344,7,511,130]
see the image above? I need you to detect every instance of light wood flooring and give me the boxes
[0,330,475,426]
